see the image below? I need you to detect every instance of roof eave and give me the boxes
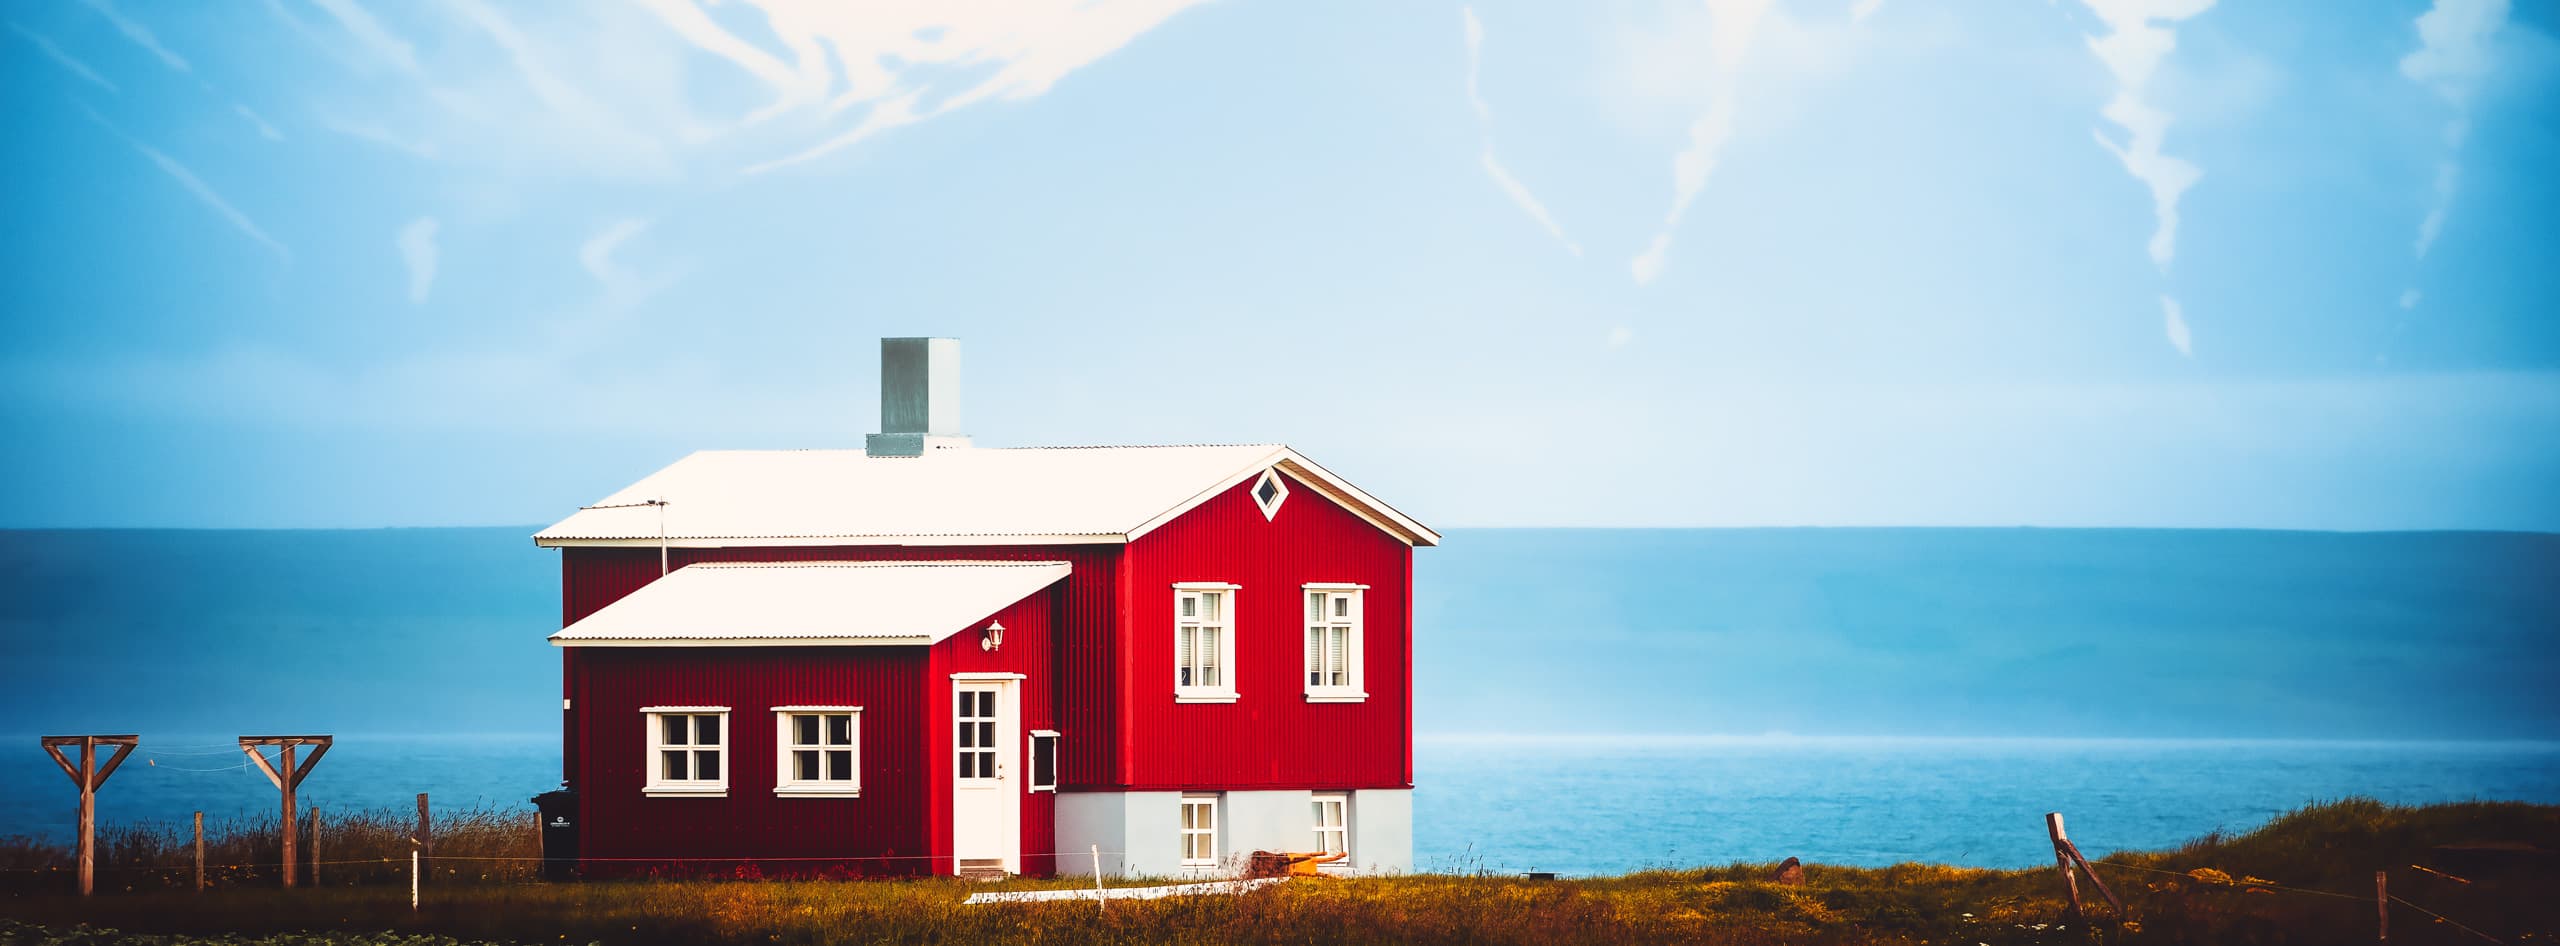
[549,635,938,648]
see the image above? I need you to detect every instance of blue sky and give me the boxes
[2,0,2554,531]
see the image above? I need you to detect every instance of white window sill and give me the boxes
[773,787,861,798]
[1175,692,1240,703]
[643,786,727,797]
[1304,692,1369,703]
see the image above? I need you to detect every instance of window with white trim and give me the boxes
[642,708,727,795]
[1251,468,1289,520]
[774,707,860,796]
[1174,584,1236,700]
[1312,793,1348,858]
[1303,585,1365,700]
[1028,730,1059,792]
[1179,795,1219,868]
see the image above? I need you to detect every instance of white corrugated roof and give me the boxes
[549,560,1070,647]
[533,445,1437,547]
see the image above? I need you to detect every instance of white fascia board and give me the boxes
[1119,446,1292,545]
[552,636,935,648]
[1271,452,1441,546]
[534,533,1126,549]
[950,671,1028,681]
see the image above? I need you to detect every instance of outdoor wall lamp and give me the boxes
[981,620,1005,652]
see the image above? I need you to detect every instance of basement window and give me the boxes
[1252,469,1289,520]
[773,706,861,797]
[1180,795,1220,870]
[641,707,728,796]
[1312,793,1348,859]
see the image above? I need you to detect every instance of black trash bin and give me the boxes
[530,788,578,881]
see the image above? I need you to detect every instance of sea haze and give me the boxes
[0,527,2554,870]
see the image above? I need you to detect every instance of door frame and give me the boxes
[948,672,1024,875]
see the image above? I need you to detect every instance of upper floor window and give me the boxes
[642,707,727,796]
[1303,585,1366,701]
[1174,583,1238,702]
[1251,468,1289,520]
[774,707,860,796]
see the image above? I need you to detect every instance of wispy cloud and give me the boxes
[1631,0,1772,285]
[11,23,120,93]
[309,0,422,76]
[1462,8,1580,257]
[2399,288,2424,310]
[398,217,439,305]
[2082,0,2214,271]
[1850,0,1887,25]
[135,144,293,264]
[2161,296,2192,357]
[636,0,1209,175]
[2400,0,2509,259]
[578,217,679,308]
[82,0,188,72]
[234,104,284,141]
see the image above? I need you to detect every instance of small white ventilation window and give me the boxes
[1251,468,1289,520]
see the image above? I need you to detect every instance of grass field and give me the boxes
[3,799,2554,945]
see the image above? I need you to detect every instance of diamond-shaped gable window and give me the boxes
[1252,469,1289,521]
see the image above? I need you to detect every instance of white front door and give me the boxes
[951,680,1019,874]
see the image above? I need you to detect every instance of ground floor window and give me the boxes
[641,707,727,795]
[1028,730,1059,792]
[774,707,860,795]
[1179,795,1219,868]
[1312,793,1348,857]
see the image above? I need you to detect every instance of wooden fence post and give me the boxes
[309,807,322,887]
[2376,870,2389,943]
[39,735,137,897]
[193,811,204,893]
[416,793,432,865]
[2046,812,2084,924]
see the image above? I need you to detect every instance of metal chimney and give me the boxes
[866,337,968,457]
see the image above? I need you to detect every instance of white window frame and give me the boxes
[772,706,862,797]
[1312,792,1349,861]
[1179,794,1220,870]
[1027,729,1060,793]
[1173,582,1240,702]
[641,706,729,796]
[1302,583,1368,702]
[1250,468,1289,520]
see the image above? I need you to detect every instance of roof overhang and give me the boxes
[550,560,1070,648]
[1121,447,1441,547]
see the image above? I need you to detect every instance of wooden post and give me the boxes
[40,735,137,897]
[309,806,322,887]
[416,793,432,865]
[239,736,331,889]
[2046,812,2084,924]
[411,847,420,912]
[1092,843,1107,913]
[2376,870,2389,943]
[2060,838,2127,916]
[193,811,205,893]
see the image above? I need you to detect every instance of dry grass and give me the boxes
[0,806,538,894]
[2,799,2554,945]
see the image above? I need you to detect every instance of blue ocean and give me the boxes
[3,527,2556,874]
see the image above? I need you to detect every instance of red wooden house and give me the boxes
[535,338,1437,877]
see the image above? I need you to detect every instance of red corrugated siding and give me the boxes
[562,543,1122,789]
[570,644,932,876]
[1121,472,1413,790]
[928,590,1059,876]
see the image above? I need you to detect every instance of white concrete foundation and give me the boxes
[1055,788,1412,878]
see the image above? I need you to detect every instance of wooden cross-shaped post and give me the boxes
[39,735,138,897]
[239,736,331,888]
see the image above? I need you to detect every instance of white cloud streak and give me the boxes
[2161,296,2192,357]
[398,217,439,305]
[309,0,422,76]
[2082,0,2214,272]
[11,23,120,93]
[1850,0,1887,25]
[234,104,284,141]
[2400,0,2508,258]
[82,0,188,72]
[135,144,293,264]
[1631,0,1771,285]
[1463,8,1581,257]
[655,0,1208,175]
